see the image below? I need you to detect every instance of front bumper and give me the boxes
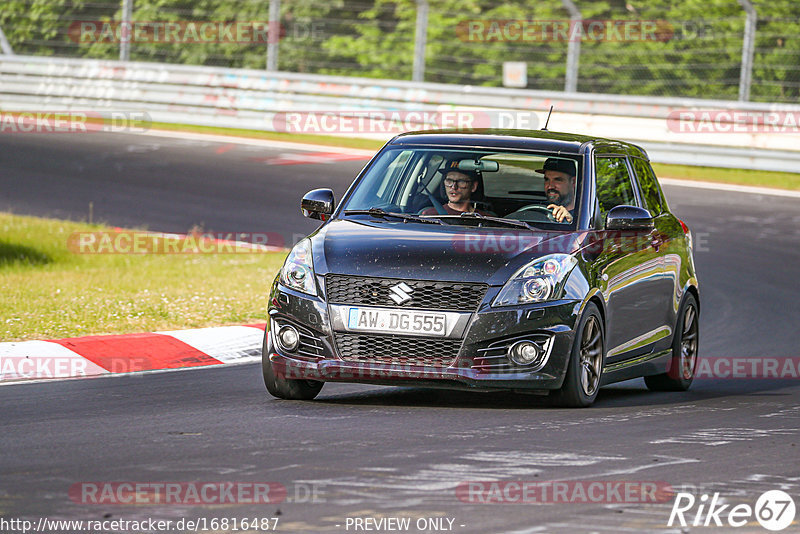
[268,281,581,392]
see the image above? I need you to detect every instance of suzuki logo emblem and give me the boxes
[389,282,413,305]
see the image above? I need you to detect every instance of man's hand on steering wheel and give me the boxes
[547,204,573,223]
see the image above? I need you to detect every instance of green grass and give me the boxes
[0,212,287,341]
[651,163,800,191]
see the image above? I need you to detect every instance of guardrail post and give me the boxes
[412,0,428,82]
[266,0,280,71]
[562,0,581,93]
[737,0,756,102]
[0,25,14,55]
[120,0,133,61]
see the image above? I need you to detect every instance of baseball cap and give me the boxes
[436,159,479,180]
[535,158,576,176]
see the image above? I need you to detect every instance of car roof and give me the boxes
[389,129,649,159]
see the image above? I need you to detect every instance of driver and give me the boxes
[536,158,576,223]
[421,160,491,215]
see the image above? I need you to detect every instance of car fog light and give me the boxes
[277,325,300,352]
[508,340,540,366]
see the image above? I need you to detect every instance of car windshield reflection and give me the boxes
[340,148,581,227]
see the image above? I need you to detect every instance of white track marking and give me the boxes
[0,340,108,380]
[650,427,796,446]
[660,177,800,198]
[155,325,264,364]
[138,128,376,156]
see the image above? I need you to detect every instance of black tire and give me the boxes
[262,330,323,400]
[552,302,605,408]
[645,293,699,392]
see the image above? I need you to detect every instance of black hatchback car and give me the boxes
[263,130,699,407]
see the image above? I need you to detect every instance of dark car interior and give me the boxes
[407,151,577,223]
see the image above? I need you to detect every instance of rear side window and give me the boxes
[631,157,665,215]
[595,156,636,217]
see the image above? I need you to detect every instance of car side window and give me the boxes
[631,157,664,216]
[595,156,637,218]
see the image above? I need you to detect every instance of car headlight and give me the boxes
[280,239,317,296]
[493,254,577,306]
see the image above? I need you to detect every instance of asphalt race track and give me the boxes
[0,131,369,243]
[2,131,799,533]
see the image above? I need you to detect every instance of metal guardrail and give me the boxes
[1,55,799,172]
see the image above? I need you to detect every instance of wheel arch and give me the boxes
[579,288,607,336]
[670,282,699,349]
[685,284,700,315]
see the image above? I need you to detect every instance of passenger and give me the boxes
[420,160,491,215]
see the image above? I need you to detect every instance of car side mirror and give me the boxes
[605,205,654,231]
[301,188,335,221]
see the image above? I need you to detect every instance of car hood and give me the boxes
[312,218,585,285]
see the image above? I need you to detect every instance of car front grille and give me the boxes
[325,274,488,312]
[334,333,462,368]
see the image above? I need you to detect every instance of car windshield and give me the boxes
[339,147,581,228]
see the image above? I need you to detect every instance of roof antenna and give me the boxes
[542,106,554,131]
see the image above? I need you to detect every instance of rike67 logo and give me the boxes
[669,490,796,531]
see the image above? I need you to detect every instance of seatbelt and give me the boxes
[421,189,448,215]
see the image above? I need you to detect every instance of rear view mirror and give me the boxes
[457,159,499,172]
[301,188,335,221]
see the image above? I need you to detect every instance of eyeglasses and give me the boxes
[444,178,474,189]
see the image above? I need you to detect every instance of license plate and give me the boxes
[347,308,447,336]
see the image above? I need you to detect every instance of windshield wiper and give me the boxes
[461,212,537,230]
[343,208,443,225]
[432,212,536,230]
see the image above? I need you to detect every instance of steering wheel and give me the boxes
[512,204,556,221]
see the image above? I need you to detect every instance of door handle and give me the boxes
[649,230,662,251]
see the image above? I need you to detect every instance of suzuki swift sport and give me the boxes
[263,130,700,407]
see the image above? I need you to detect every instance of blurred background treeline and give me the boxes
[1,0,798,102]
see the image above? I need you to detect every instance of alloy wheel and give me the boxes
[580,316,603,396]
[680,304,698,380]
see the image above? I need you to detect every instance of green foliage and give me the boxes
[0,0,85,56]
[1,0,798,102]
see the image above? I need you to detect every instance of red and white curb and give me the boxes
[0,324,266,384]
